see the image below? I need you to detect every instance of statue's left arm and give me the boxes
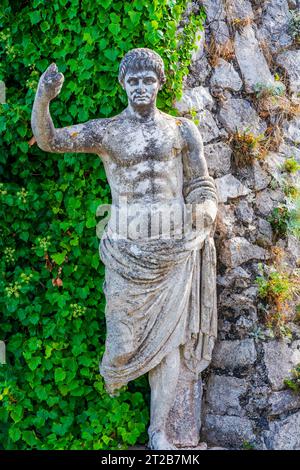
[179,118,218,227]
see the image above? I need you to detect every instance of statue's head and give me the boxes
[118,48,166,108]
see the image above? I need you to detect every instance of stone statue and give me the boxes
[31,48,218,450]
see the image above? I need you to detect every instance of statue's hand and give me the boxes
[193,199,217,230]
[37,63,64,101]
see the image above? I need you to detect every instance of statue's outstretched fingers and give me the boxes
[46,63,58,74]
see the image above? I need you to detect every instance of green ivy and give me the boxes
[284,364,300,393]
[0,0,205,450]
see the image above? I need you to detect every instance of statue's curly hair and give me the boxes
[118,48,166,87]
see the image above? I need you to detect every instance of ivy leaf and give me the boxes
[110,12,120,23]
[29,11,41,25]
[35,386,48,401]
[40,21,50,32]
[101,0,113,9]
[128,11,142,25]
[108,23,121,35]
[52,251,67,265]
[11,405,23,423]
[55,368,66,383]
[9,426,21,442]
[27,356,42,371]
[104,48,119,62]
[22,430,39,447]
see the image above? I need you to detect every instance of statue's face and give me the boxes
[123,69,160,107]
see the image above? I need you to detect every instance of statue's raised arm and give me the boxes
[31,63,109,154]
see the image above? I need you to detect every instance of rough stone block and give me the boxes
[204,142,232,177]
[205,375,248,416]
[263,411,300,450]
[215,174,250,203]
[263,340,300,390]
[202,414,256,448]
[218,98,267,136]
[210,59,242,91]
[197,110,222,143]
[235,25,274,92]
[175,86,213,115]
[212,339,257,370]
[219,237,268,268]
[269,390,300,416]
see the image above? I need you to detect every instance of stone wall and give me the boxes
[176,0,300,449]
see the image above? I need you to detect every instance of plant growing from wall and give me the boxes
[283,157,300,175]
[284,364,300,393]
[229,129,267,166]
[268,153,300,240]
[253,81,300,121]
[207,35,235,67]
[254,82,286,99]
[256,249,300,337]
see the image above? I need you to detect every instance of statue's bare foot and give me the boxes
[149,430,177,450]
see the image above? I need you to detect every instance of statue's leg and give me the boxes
[166,361,203,448]
[148,347,180,450]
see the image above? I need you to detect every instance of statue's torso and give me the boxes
[101,113,188,239]
[100,112,185,205]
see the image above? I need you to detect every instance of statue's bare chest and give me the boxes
[102,118,182,167]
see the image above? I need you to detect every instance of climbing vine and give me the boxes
[0,0,205,450]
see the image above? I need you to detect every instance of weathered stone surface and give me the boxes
[220,237,268,268]
[218,289,258,320]
[234,25,274,92]
[282,115,300,144]
[257,0,293,52]
[216,204,237,238]
[255,189,284,216]
[175,86,213,114]
[287,235,300,264]
[269,390,300,416]
[264,152,286,183]
[197,110,222,143]
[210,59,242,91]
[263,340,300,390]
[204,142,232,177]
[205,375,248,416]
[264,411,300,450]
[212,339,257,370]
[217,267,251,288]
[218,98,267,136]
[167,365,202,448]
[225,0,254,21]
[215,174,250,203]
[257,218,273,246]
[202,415,256,448]
[253,161,271,191]
[235,200,254,224]
[189,56,212,85]
[277,50,300,94]
[243,386,271,425]
[279,143,300,161]
[202,0,230,44]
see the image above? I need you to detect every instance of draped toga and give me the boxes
[99,175,218,395]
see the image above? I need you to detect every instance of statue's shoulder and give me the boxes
[158,112,198,132]
[89,113,125,139]
[92,113,121,129]
[166,116,201,149]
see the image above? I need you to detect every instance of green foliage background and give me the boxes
[0,0,204,449]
